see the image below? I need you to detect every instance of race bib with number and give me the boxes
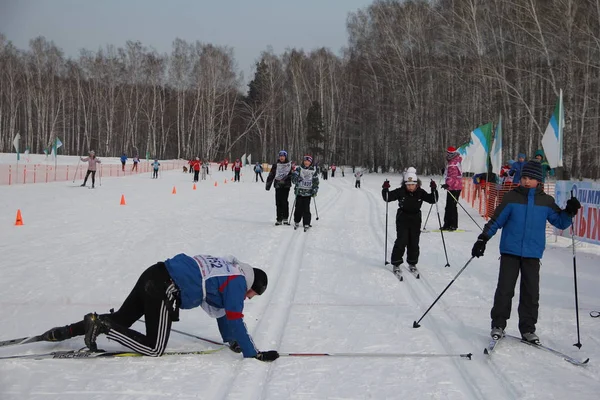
[275,162,292,181]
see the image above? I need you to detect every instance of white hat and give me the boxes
[404,167,418,185]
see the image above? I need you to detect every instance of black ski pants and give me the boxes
[491,254,540,334]
[275,187,290,222]
[294,195,312,226]
[443,190,461,228]
[255,172,264,182]
[355,180,361,188]
[193,170,199,182]
[153,169,159,178]
[391,215,421,266]
[82,170,96,186]
[234,170,241,181]
[68,262,177,357]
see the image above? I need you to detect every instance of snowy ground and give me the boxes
[1,155,599,400]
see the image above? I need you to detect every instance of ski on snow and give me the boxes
[391,265,419,282]
[0,348,223,360]
[0,335,45,348]
[483,333,589,366]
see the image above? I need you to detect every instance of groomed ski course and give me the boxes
[1,156,599,399]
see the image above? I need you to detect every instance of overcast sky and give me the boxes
[0,0,373,83]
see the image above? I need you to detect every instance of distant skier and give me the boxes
[132,156,139,172]
[508,153,526,182]
[233,159,242,182]
[354,170,363,188]
[80,150,101,188]
[331,164,336,178]
[192,157,201,182]
[292,155,319,230]
[382,167,438,274]
[266,150,293,225]
[152,159,160,179]
[201,161,209,180]
[441,146,462,231]
[120,153,127,172]
[40,253,278,361]
[254,162,264,183]
[471,160,580,343]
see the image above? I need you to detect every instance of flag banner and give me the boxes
[554,181,600,245]
[241,153,247,166]
[248,154,252,166]
[458,122,493,173]
[55,137,63,149]
[490,115,502,174]
[541,91,563,168]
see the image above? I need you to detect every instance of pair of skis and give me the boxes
[484,333,589,367]
[393,265,420,282]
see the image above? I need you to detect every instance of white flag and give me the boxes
[490,115,502,174]
[541,90,564,168]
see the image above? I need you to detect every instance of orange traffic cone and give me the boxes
[15,209,23,226]
[120,194,126,206]
[193,183,197,190]
[172,186,177,194]
[214,181,218,187]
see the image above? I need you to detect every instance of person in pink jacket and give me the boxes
[80,150,101,188]
[441,146,462,230]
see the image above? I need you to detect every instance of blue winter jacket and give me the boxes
[164,254,258,357]
[482,186,572,258]
[509,160,526,182]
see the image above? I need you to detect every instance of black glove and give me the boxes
[471,234,488,258]
[255,350,279,362]
[441,184,449,190]
[565,198,581,217]
[430,180,437,190]
[229,341,242,353]
[382,180,390,189]
[441,168,445,175]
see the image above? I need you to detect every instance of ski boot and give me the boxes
[41,325,73,342]
[275,220,282,226]
[490,327,504,340]
[521,332,540,345]
[83,313,111,352]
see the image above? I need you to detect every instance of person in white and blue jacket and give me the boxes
[291,155,319,229]
[151,159,160,179]
[471,160,581,344]
[39,254,279,362]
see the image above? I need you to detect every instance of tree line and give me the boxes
[1,0,599,178]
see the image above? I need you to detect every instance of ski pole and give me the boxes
[288,197,297,225]
[99,165,102,187]
[384,189,390,265]
[279,352,472,359]
[570,190,582,349]
[413,257,474,328]
[72,159,81,183]
[446,189,483,232]
[313,197,319,220]
[435,195,451,268]
[139,319,225,346]
[422,203,433,231]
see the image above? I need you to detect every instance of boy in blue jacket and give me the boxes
[40,254,279,361]
[471,161,581,344]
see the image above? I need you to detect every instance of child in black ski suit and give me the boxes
[382,167,438,271]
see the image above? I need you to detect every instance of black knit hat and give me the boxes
[252,268,268,295]
[521,160,543,181]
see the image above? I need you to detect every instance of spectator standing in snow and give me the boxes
[471,161,580,344]
[292,155,319,230]
[354,170,363,188]
[266,150,293,225]
[80,150,101,188]
[331,164,337,178]
[382,167,438,273]
[534,149,552,183]
[201,161,209,180]
[39,254,279,361]
[509,153,526,183]
[152,159,160,179]
[254,162,264,183]
[441,146,463,231]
